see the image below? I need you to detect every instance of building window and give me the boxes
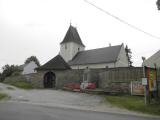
[78,48,80,51]
[65,44,67,49]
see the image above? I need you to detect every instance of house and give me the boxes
[144,50,160,68]
[22,61,38,75]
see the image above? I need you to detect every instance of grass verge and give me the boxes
[105,95,160,115]
[4,81,34,89]
[0,93,9,100]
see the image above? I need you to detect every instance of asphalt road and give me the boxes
[0,102,158,120]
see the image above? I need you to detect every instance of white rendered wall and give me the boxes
[22,61,38,75]
[70,63,115,69]
[115,45,129,67]
[60,42,85,62]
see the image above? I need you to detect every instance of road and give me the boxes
[0,83,139,115]
[0,102,158,120]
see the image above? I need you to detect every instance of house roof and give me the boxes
[68,45,122,65]
[37,55,71,70]
[144,50,160,67]
[60,25,85,47]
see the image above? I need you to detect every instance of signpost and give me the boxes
[142,78,147,105]
[142,78,147,85]
[142,57,147,105]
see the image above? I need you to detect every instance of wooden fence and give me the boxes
[98,67,143,94]
[98,67,160,95]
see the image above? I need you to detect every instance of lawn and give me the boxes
[0,93,9,100]
[4,81,34,89]
[105,95,160,115]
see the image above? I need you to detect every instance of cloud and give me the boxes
[24,21,44,27]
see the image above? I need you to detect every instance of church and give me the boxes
[38,25,129,70]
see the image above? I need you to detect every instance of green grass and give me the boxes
[105,95,160,115]
[0,93,9,100]
[4,81,34,89]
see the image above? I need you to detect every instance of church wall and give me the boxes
[71,42,84,59]
[70,63,115,69]
[60,43,72,62]
[115,45,129,67]
[60,42,84,62]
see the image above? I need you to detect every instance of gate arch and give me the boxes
[43,71,56,88]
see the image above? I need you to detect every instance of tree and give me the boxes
[125,45,133,67]
[156,0,160,10]
[1,64,21,81]
[24,56,40,66]
[0,72,2,82]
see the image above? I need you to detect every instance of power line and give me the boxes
[83,0,160,40]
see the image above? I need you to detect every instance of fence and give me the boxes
[98,67,143,94]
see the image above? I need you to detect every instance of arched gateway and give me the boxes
[43,72,56,88]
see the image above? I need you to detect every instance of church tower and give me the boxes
[60,25,85,62]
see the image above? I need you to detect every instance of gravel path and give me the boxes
[0,83,150,116]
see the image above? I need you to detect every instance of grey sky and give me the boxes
[0,0,160,70]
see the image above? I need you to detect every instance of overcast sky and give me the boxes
[0,0,160,70]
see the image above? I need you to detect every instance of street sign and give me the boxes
[142,78,147,85]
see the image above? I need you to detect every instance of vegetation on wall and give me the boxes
[24,56,40,66]
[0,64,21,81]
[125,45,133,67]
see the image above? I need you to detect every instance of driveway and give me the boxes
[0,83,152,117]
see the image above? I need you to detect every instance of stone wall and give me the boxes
[24,72,45,88]
[4,70,84,89]
[4,67,160,96]
[4,72,45,88]
[4,75,26,83]
[55,70,83,89]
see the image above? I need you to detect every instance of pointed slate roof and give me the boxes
[60,25,85,47]
[69,45,122,65]
[37,55,71,70]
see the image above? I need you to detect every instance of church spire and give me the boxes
[60,25,85,47]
